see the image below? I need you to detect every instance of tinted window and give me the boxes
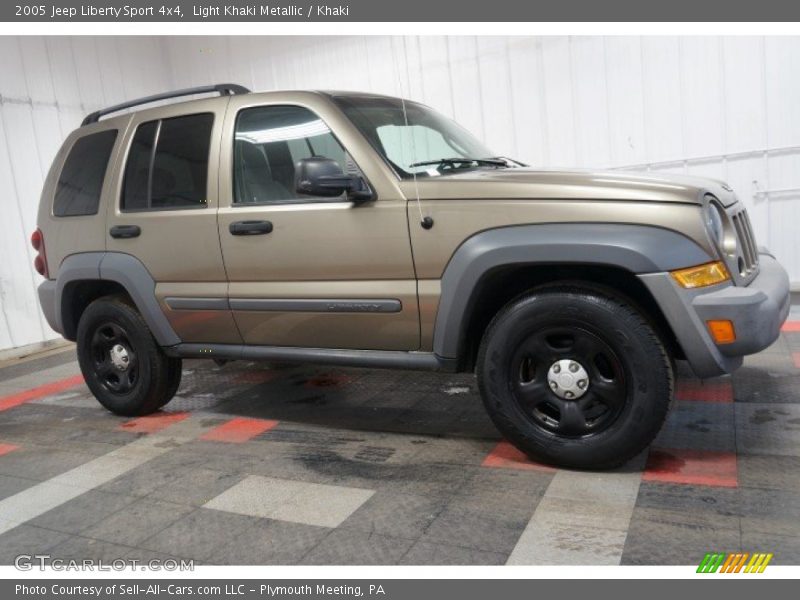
[121,113,213,211]
[54,130,117,217]
[233,105,349,204]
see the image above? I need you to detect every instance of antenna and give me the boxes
[392,38,433,230]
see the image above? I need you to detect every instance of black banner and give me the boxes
[4,0,800,22]
[5,579,799,600]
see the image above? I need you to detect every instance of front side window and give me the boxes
[233,105,351,204]
[54,129,118,217]
[122,113,213,211]
[332,95,503,178]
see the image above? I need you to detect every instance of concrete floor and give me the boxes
[0,318,799,566]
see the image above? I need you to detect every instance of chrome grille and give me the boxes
[731,208,759,275]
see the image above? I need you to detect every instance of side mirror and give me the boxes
[295,157,373,203]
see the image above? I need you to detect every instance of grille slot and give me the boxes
[731,208,758,275]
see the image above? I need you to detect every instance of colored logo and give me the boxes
[697,552,773,573]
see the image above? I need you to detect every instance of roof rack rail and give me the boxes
[81,83,250,126]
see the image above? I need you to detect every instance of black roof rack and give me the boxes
[81,83,250,126]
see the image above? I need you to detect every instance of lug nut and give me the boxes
[553,364,561,374]
[578,380,587,389]
[565,391,574,399]
[569,362,579,372]
[550,381,558,390]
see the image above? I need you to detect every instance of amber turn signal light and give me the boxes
[671,261,730,289]
[707,320,736,344]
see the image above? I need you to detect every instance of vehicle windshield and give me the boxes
[332,94,510,179]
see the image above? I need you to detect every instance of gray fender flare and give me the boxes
[432,223,713,360]
[55,252,180,346]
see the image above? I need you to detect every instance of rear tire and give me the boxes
[76,296,181,416]
[476,284,673,470]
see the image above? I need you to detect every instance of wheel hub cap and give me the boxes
[109,344,131,372]
[547,359,589,400]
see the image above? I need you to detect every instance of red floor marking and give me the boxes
[0,374,84,412]
[675,379,733,403]
[481,441,556,472]
[304,373,353,389]
[643,448,738,488]
[199,417,279,443]
[781,321,800,333]
[0,442,20,456]
[793,352,800,369]
[118,411,189,434]
[232,370,280,384]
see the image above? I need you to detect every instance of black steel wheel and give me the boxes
[77,296,180,416]
[510,326,628,438]
[477,284,673,469]
[89,321,139,395]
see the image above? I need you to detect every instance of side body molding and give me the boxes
[55,252,181,346]
[432,223,713,360]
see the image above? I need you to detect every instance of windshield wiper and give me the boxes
[408,157,509,169]
[491,156,527,167]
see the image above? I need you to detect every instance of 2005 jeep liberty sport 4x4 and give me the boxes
[34,84,790,469]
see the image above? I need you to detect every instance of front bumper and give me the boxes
[640,251,790,378]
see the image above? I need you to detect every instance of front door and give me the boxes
[217,97,419,351]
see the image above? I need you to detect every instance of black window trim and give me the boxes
[231,103,373,208]
[53,128,119,218]
[120,112,214,214]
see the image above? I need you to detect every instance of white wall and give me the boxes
[0,37,172,351]
[2,35,800,351]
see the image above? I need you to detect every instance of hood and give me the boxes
[403,167,737,206]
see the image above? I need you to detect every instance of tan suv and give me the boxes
[34,84,790,468]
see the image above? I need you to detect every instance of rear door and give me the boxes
[216,93,419,351]
[105,98,241,344]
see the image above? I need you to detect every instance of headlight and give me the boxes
[705,200,725,246]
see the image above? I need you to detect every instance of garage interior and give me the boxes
[1,35,800,566]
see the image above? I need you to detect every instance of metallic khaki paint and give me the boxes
[37,118,131,276]
[216,92,419,350]
[39,90,732,355]
[156,282,241,345]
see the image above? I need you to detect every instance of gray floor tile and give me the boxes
[49,536,134,562]
[739,531,800,565]
[0,525,71,564]
[338,491,448,539]
[300,529,414,565]
[399,540,506,565]
[28,490,137,535]
[736,403,800,457]
[737,454,800,492]
[419,501,530,554]
[738,486,800,537]
[0,473,38,501]
[209,519,329,565]
[81,498,195,546]
[621,517,741,565]
[138,508,262,561]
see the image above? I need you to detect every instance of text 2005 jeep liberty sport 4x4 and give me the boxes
[34,84,790,469]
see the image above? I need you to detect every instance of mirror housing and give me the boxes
[295,157,373,203]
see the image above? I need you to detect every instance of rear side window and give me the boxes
[53,130,118,217]
[122,113,213,211]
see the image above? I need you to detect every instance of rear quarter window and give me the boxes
[122,113,214,211]
[53,129,118,217]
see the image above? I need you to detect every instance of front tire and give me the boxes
[477,284,673,469]
[76,296,181,416]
